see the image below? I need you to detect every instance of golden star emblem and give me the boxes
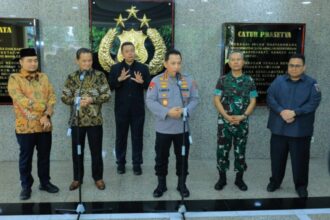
[114,14,127,28]
[138,14,151,28]
[126,6,139,19]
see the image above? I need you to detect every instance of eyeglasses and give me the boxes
[288,64,303,68]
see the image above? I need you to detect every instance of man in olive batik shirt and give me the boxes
[62,48,111,191]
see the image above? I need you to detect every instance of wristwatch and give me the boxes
[242,113,248,119]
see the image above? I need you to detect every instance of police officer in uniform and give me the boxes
[213,51,258,191]
[146,49,199,198]
[109,42,151,175]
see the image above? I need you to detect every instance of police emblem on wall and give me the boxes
[90,0,174,75]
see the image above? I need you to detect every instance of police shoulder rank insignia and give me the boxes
[162,99,168,107]
[314,83,320,92]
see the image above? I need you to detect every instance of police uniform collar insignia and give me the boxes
[163,72,169,80]
[160,73,169,88]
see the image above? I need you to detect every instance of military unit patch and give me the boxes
[149,81,155,90]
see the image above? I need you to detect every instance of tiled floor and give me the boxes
[0,158,329,203]
[1,158,330,219]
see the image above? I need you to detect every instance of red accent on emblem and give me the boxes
[149,81,156,90]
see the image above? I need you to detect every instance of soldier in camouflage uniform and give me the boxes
[213,51,258,191]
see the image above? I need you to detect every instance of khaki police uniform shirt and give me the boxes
[146,72,199,134]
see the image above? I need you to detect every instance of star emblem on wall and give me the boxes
[114,14,127,28]
[126,6,139,19]
[113,6,152,28]
[138,14,151,28]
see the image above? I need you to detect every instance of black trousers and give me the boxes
[154,132,190,177]
[115,113,145,166]
[270,134,311,190]
[72,126,103,182]
[16,132,52,189]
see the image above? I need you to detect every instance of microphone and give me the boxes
[79,70,87,81]
[76,70,87,111]
[67,70,88,136]
[175,71,193,146]
[176,72,182,86]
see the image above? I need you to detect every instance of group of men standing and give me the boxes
[213,52,321,199]
[7,45,320,201]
